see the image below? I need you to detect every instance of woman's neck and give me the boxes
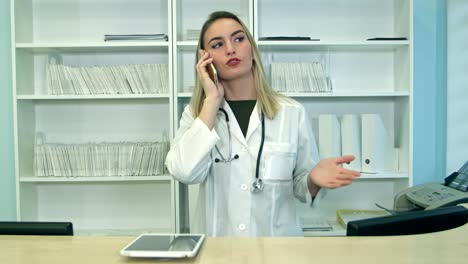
[222,71,257,101]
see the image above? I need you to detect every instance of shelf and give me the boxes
[176,41,198,50]
[16,42,169,52]
[282,91,410,98]
[258,40,409,51]
[358,172,409,179]
[177,91,409,98]
[16,94,171,100]
[19,175,173,183]
[176,40,410,51]
[177,93,193,98]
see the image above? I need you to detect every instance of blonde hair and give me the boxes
[190,11,282,120]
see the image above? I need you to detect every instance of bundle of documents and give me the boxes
[46,62,169,95]
[34,141,169,177]
[270,62,331,93]
[300,217,333,232]
[104,34,168,41]
[185,29,201,40]
[336,209,389,228]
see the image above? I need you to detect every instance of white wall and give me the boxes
[446,0,468,174]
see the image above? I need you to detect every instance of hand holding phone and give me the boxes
[197,49,223,101]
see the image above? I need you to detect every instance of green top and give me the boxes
[226,100,257,137]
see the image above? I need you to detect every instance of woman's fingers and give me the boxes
[335,168,360,180]
[195,49,223,101]
[326,167,360,188]
[341,167,360,177]
[196,51,211,71]
[197,57,213,78]
[334,155,356,165]
[324,179,353,189]
[196,51,215,86]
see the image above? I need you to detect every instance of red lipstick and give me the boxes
[226,58,240,66]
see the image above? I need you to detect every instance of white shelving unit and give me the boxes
[11,0,413,236]
[254,0,412,226]
[10,0,176,235]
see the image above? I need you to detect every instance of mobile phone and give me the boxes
[207,63,218,85]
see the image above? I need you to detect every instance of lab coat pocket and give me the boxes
[263,143,296,182]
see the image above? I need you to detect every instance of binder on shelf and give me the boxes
[318,114,341,159]
[360,114,389,174]
[341,114,361,171]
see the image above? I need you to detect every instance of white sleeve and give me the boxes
[165,106,220,184]
[292,105,320,203]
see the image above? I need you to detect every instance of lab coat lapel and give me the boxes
[221,101,246,145]
[245,103,261,142]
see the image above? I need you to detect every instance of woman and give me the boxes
[165,11,360,236]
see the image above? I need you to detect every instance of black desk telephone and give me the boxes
[394,161,468,210]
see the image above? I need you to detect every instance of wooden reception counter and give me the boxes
[1,219,467,264]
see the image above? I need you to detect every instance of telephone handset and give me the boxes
[207,63,218,86]
[394,161,468,211]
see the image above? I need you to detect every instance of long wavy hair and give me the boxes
[189,11,281,120]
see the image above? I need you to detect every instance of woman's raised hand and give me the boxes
[308,155,361,189]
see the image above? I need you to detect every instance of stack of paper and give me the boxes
[271,62,331,93]
[300,217,333,232]
[185,29,201,40]
[336,209,389,228]
[46,62,169,95]
[34,141,169,178]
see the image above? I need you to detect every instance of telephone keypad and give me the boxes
[449,167,468,192]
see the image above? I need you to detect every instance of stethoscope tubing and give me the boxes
[214,108,265,191]
[255,113,265,182]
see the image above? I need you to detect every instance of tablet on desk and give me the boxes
[120,233,205,258]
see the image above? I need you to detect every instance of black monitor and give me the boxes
[346,205,468,236]
[0,221,74,236]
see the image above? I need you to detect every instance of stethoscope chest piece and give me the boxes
[251,178,264,193]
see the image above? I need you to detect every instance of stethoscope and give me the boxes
[214,108,265,193]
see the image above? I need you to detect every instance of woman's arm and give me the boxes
[165,106,219,184]
[292,105,360,204]
[166,49,225,184]
[292,105,320,203]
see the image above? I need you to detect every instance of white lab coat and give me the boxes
[165,97,319,236]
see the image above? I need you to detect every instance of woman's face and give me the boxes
[203,18,253,81]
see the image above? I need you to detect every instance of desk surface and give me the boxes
[1,222,467,264]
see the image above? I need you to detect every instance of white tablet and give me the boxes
[120,233,205,258]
